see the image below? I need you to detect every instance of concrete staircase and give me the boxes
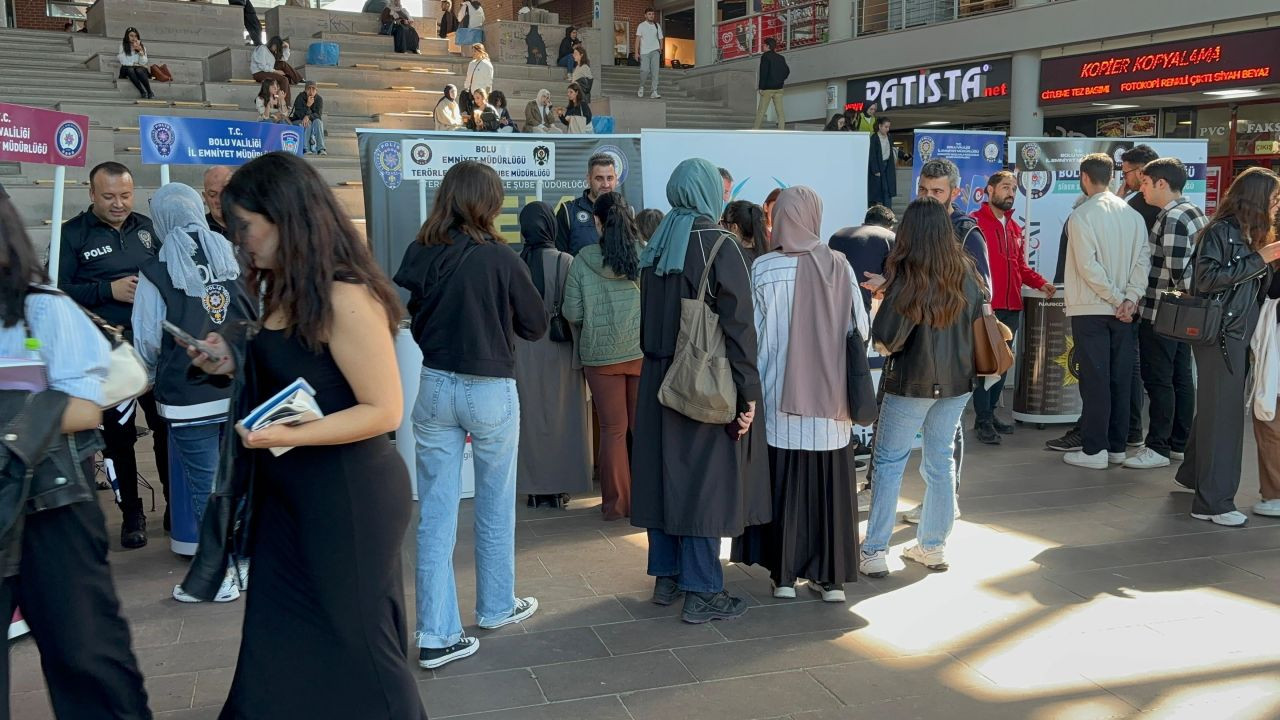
[599,65,755,131]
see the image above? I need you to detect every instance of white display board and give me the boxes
[640,129,870,241]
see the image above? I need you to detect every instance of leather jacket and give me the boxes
[1193,219,1273,341]
[873,273,986,399]
[0,390,102,577]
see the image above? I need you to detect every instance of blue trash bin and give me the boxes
[591,115,615,134]
[168,433,198,556]
[455,27,484,47]
[306,41,340,67]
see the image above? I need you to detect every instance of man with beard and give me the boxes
[970,171,1056,444]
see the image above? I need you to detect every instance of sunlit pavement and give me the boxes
[9,418,1280,719]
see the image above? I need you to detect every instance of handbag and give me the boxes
[26,287,148,407]
[657,234,737,424]
[1154,248,1231,346]
[546,256,572,343]
[845,326,877,426]
[149,64,173,82]
[973,306,1014,377]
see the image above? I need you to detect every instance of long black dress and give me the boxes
[220,328,427,720]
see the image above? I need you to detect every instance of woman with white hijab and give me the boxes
[132,182,254,603]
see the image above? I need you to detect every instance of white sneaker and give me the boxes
[1108,452,1127,465]
[235,558,250,590]
[1170,451,1185,461]
[859,549,888,578]
[173,570,241,603]
[478,597,539,629]
[1123,447,1170,469]
[1172,476,1195,493]
[650,91,661,99]
[1252,499,1280,517]
[902,543,948,571]
[1064,449,1108,470]
[771,582,796,599]
[856,488,871,513]
[807,581,846,603]
[637,87,644,97]
[902,503,961,525]
[1191,510,1248,527]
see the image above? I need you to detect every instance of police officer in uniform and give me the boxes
[555,152,618,256]
[57,161,169,549]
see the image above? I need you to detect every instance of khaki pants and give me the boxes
[1254,412,1280,500]
[754,89,785,130]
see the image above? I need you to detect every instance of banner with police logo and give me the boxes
[1007,138,1207,276]
[357,129,643,279]
[911,129,1005,214]
[139,116,305,166]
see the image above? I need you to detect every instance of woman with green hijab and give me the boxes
[630,158,770,624]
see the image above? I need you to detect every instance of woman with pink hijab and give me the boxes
[731,186,869,603]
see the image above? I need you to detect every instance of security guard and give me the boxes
[555,152,618,255]
[57,161,169,550]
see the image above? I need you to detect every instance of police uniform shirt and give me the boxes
[57,208,159,330]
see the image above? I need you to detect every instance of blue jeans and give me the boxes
[646,530,722,593]
[863,393,971,553]
[413,367,520,649]
[558,53,575,73]
[301,117,325,153]
[168,421,223,529]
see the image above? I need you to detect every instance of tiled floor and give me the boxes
[9,420,1280,719]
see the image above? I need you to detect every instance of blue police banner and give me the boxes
[911,129,1006,214]
[139,116,304,165]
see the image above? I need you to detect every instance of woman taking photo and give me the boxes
[562,191,643,520]
[117,27,153,99]
[732,186,868,602]
[434,84,465,130]
[631,158,769,624]
[859,197,986,578]
[181,153,426,718]
[721,199,767,262]
[513,202,593,510]
[395,161,546,670]
[558,82,592,133]
[255,78,288,123]
[1175,167,1280,527]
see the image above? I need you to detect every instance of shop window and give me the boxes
[1163,108,1194,139]
[1196,106,1232,157]
[1234,102,1280,157]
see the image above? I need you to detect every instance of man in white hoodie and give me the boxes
[1063,153,1151,470]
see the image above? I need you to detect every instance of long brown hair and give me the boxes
[0,187,49,327]
[883,197,977,328]
[221,152,403,350]
[1209,166,1279,251]
[415,160,504,246]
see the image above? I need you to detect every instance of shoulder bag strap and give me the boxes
[695,233,731,303]
[550,253,565,312]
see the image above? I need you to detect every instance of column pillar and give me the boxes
[828,0,852,43]
[0,0,9,28]
[1010,49,1042,137]
[695,0,715,67]
[593,0,614,65]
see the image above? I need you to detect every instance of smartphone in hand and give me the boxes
[162,321,225,362]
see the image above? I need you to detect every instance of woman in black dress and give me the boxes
[184,152,427,719]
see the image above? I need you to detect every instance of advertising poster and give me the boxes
[0,102,88,168]
[641,129,868,243]
[401,138,556,182]
[912,129,1006,214]
[1006,137,1208,277]
[357,130,643,277]
[140,115,304,165]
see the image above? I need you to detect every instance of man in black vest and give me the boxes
[57,161,169,549]
[555,153,617,255]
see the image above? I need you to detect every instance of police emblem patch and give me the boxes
[576,210,590,223]
[137,230,154,249]
[203,284,230,324]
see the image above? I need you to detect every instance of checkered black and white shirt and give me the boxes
[1140,197,1210,323]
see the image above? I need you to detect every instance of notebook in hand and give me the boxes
[240,377,323,456]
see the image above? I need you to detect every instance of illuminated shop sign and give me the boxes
[1039,28,1280,105]
[845,59,1011,112]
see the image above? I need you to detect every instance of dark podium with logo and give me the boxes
[1012,286,1082,426]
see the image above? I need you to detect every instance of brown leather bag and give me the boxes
[973,307,1014,377]
[149,64,173,82]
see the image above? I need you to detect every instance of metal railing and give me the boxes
[855,0,1013,36]
[714,0,829,62]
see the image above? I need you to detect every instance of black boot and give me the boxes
[651,576,682,606]
[121,508,148,549]
[681,590,747,624]
[974,420,1001,445]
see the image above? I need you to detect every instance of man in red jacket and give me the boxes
[970,170,1056,444]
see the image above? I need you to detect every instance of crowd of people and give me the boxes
[5,120,1278,714]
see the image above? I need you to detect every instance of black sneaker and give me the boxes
[651,576,682,606]
[121,510,147,549]
[1045,429,1083,452]
[681,590,747,624]
[992,417,1015,434]
[851,438,873,458]
[477,597,538,630]
[975,421,1001,445]
[419,636,479,669]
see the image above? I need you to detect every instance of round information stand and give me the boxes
[1012,287,1082,425]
